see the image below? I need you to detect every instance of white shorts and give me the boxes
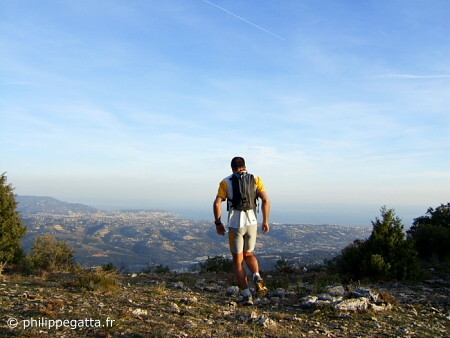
[228,225,258,254]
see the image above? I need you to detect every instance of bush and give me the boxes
[331,206,422,281]
[74,267,120,293]
[101,262,119,272]
[154,264,170,274]
[199,255,233,273]
[274,257,295,273]
[407,203,450,260]
[30,234,75,272]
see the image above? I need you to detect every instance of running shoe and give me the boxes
[254,276,268,297]
[239,295,254,306]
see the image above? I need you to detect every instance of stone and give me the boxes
[301,296,318,307]
[271,288,287,297]
[167,302,180,313]
[131,308,148,317]
[370,302,393,312]
[203,283,222,293]
[171,281,185,290]
[226,286,240,296]
[334,298,370,311]
[258,316,276,328]
[327,285,346,296]
[351,288,380,302]
[181,296,198,304]
[318,293,334,301]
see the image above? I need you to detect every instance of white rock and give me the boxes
[171,281,184,289]
[334,298,370,311]
[131,308,148,317]
[258,316,276,328]
[226,286,240,295]
[318,293,334,301]
[301,296,318,307]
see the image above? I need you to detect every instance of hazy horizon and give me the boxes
[93,203,438,228]
[17,193,431,228]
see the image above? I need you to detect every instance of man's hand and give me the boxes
[262,222,270,234]
[215,222,226,236]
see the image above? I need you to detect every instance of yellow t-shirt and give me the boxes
[216,173,266,228]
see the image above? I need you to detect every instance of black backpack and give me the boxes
[229,172,257,211]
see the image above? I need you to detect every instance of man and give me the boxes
[213,156,271,305]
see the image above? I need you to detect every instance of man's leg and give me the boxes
[243,226,268,297]
[229,228,253,305]
[232,252,248,290]
[243,251,259,274]
[242,225,260,275]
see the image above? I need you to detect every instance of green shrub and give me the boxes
[199,255,233,273]
[101,262,119,272]
[30,234,75,272]
[274,257,295,273]
[141,264,171,274]
[154,264,170,274]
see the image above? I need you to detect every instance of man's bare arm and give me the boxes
[258,191,270,234]
[213,196,226,235]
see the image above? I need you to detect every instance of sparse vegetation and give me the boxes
[73,266,120,293]
[0,268,448,337]
[30,234,75,273]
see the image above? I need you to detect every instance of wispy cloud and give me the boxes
[0,81,41,86]
[202,0,285,41]
[375,73,450,79]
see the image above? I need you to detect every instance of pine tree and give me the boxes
[331,206,422,281]
[407,203,450,260]
[365,206,420,280]
[0,173,27,266]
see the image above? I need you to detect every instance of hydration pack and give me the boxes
[229,172,257,211]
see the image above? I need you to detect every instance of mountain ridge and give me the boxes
[16,195,99,214]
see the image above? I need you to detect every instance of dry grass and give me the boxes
[0,270,448,337]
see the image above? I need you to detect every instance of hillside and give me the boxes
[17,196,98,214]
[17,196,371,272]
[1,268,449,337]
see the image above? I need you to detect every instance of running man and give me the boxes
[213,156,270,305]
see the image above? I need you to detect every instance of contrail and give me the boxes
[202,0,285,41]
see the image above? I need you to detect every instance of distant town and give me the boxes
[17,196,372,272]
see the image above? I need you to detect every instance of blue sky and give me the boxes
[1,0,449,226]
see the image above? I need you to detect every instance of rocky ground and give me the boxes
[0,268,449,337]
